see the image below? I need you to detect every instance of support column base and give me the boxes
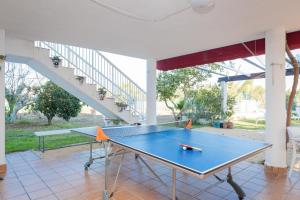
[264,165,287,176]
[0,164,6,180]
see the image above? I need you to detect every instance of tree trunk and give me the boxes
[47,117,53,125]
[286,43,299,143]
[8,110,18,122]
[6,99,28,122]
[164,100,177,121]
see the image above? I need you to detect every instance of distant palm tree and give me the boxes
[229,80,265,107]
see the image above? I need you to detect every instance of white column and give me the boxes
[221,81,228,117]
[146,59,157,125]
[0,29,6,170]
[265,27,287,168]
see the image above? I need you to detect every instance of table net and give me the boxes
[102,120,190,139]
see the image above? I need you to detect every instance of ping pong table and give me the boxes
[72,123,271,200]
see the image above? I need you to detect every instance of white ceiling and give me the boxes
[0,0,300,60]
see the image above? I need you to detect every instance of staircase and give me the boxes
[7,41,146,124]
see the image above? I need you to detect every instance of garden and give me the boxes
[5,62,300,153]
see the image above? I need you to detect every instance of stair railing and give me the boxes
[35,41,146,120]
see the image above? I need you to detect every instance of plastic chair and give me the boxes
[287,126,300,178]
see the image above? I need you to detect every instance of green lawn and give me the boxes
[6,121,91,153]
[233,119,265,130]
[5,115,104,153]
[233,118,300,130]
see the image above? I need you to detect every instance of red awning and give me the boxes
[157,30,300,71]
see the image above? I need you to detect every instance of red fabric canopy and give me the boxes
[157,30,300,71]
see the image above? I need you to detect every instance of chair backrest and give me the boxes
[287,126,300,140]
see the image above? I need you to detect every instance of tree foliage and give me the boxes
[186,85,235,122]
[35,81,82,125]
[157,65,223,120]
[229,80,265,107]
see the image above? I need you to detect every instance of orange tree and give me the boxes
[35,81,82,125]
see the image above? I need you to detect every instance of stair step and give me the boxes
[58,67,75,75]
[31,46,141,124]
[105,97,115,101]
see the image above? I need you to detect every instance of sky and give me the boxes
[101,52,147,91]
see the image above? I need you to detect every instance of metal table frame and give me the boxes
[85,140,270,200]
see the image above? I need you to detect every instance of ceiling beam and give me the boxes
[195,66,227,77]
[243,58,265,70]
[218,67,300,82]
[219,64,250,77]
[286,58,292,65]
[158,30,300,71]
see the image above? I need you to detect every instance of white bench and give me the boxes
[34,129,72,152]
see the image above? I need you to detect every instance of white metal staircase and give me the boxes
[7,40,146,124]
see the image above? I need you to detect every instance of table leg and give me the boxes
[137,156,167,187]
[103,141,110,200]
[226,167,245,200]
[110,151,125,196]
[84,138,94,170]
[172,168,176,200]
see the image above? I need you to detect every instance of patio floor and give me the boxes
[1,146,300,200]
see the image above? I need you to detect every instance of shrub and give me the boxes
[35,81,82,125]
[186,85,235,123]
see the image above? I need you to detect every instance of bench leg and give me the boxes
[42,136,45,153]
[38,137,41,151]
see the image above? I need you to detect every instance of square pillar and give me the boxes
[265,27,287,169]
[146,59,157,125]
[0,29,6,178]
[220,81,228,118]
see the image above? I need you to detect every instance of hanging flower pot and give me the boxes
[115,102,128,112]
[98,87,107,100]
[75,76,85,84]
[0,55,5,71]
[0,55,6,61]
[51,56,62,67]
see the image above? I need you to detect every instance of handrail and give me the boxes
[95,51,146,93]
[35,41,146,119]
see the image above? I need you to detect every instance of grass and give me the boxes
[233,118,300,130]
[233,119,265,130]
[5,114,104,153]
[5,124,90,153]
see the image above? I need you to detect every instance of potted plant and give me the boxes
[223,111,234,129]
[51,56,62,67]
[75,76,85,84]
[115,102,128,112]
[98,87,107,100]
[0,55,5,71]
[212,113,223,128]
[0,55,6,61]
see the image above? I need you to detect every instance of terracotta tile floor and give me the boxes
[1,146,300,200]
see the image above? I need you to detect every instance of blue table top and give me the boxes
[72,125,270,175]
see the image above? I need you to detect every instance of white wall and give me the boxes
[0,29,6,166]
[5,36,34,59]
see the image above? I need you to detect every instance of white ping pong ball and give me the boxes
[182,146,187,150]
